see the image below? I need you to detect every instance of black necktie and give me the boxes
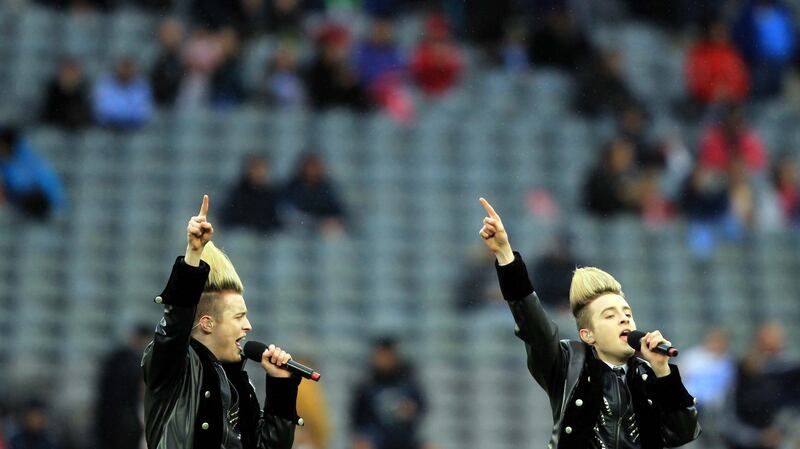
[613,367,629,406]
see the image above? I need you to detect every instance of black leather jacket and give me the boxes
[496,253,701,449]
[142,257,299,449]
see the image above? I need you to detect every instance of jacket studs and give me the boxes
[641,373,648,381]
[201,422,209,430]
[565,426,573,434]
[154,296,163,304]
[575,399,583,407]
[204,391,211,399]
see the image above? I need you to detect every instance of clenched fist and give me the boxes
[478,197,514,265]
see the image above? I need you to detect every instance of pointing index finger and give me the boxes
[479,197,500,219]
[198,195,209,218]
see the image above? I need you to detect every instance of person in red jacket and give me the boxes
[685,21,750,105]
[410,15,463,97]
[698,104,767,173]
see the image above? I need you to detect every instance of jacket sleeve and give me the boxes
[645,364,702,447]
[256,375,300,449]
[141,256,210,393]
[495,252,567,395]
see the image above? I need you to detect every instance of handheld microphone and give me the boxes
[627,330,679,357]
[243,341,322,382]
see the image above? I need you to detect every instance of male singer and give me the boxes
[477,198,700,449]
[142,195,299,449]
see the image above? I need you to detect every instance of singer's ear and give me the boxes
[198,315,214,333]
[579,328,595,345]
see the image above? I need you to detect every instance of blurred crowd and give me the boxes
[2,0,799,254]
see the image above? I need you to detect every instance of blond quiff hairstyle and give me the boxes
[194,242,244,322]
[569,267,623,330]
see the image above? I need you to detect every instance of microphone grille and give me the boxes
[626,330,646,351]
[242,341,267,362]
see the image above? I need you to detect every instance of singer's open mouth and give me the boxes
[236,336,246,351]
[620,329,631,342]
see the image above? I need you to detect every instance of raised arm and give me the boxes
[478,197,566,391]
[142,195,214,393]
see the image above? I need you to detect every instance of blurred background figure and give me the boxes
[262,43,306,109]
[680,327,735,447]
[0,128,65,221]
[93,57,153,130]
[685,20,750,110]
[409,15,463,98]
[40,57,91,131]
[295,356,333,449]
[94,324,151,449]
[583,138,640,217]
[721,323,800,449]
[8,400,58,449]
[732,0,797,98]
[305,23,369,111]
[350,338,427,449]
[210,28,246,109]
[149,18,186,108]
[222,154,283,234]
[282,153,346,235]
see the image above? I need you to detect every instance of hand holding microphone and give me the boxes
[243,341,321,382]
[626,330,679,357]
[627,330,678,377]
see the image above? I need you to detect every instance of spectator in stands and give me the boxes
[295,355,332,449]
[210,28,246,109]
[354,18,405,87]
[350,337,427,449]
[617,105,664,168]
[685,20,750,107]
[680,327,735,446]
[40,57,91,131]
[8,400,58,449]
[94,324,151,449]
[265,0,306,37]
[463,0,512,62]
[623,0,723,32]
[575,51,636,118]
[698,104,767,174]
[178,27,224,108]
[190,0,248,31]
[222,155,282,234]
[528,5,594,73]
[0,128,65,220]
[355,17,413,123]
[733,0,797,98]
[678,327,736,412]
[530,231,581,313]
[93,57,153,129]
[583,138,640,217]
[410,15,463,97]
[262,42,306,109]
[680,166,734,258]
[306,23,369,111]
[150,18,186,107]
[770,158,800,226]
[721,322,800,449]
[282,152,346,234]
[502,21,530,73]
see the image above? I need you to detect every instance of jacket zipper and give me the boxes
[614,377,621,449]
